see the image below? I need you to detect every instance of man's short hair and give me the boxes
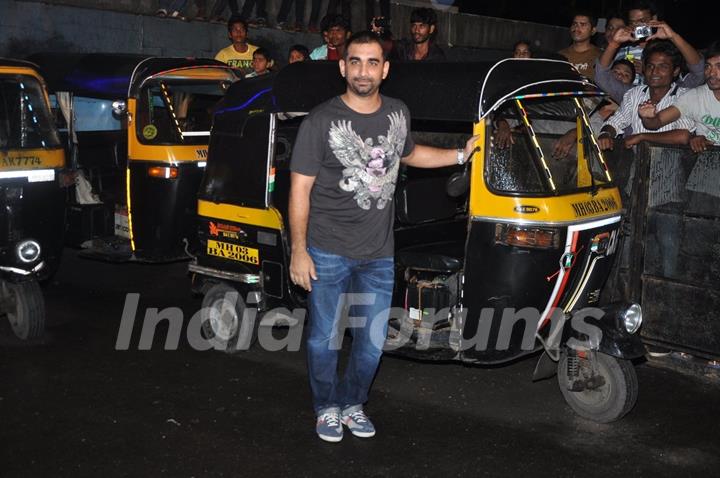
[289,44,310,60]
[253,47,272,61]
[611,59,637,84]
[605,10,624,23]
[344,31,386,59]
[705,41,720,61]
[321,14,350,32]
[625,0,657,18]
[642,39,683,70]
[410,7,438,26]
[572,11,597,27]
[227,14,248,32]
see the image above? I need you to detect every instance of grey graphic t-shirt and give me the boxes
[290,95,415,259]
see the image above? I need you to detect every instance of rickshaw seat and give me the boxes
[396,242,465,273]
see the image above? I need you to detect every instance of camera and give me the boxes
[633,25,653,40]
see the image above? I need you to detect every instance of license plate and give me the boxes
[207,240,259,265]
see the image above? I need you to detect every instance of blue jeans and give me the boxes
[306,247,394,414]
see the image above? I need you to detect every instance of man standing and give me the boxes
[558,12,601,80]
[640,42,720,153]
[393,8,446,61]
[214,16,259,76]
[289,31,477,443]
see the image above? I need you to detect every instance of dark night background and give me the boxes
[455,0,717,50]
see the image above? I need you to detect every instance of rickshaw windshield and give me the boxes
[136,80,228,146]
[486,96,611,196]
[0,74,61,150]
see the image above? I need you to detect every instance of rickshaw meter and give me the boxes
[16,240,41,263]
[622,303,642,334]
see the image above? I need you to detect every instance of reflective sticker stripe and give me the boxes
[0,169,55,182]
[537,215,622,330]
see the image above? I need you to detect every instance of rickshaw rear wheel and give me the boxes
[200,282,257,354]
[2,280,45,340]
[558,351,638,423]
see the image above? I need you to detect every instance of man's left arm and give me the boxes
[402,136,480,168]
[623,129,691,148]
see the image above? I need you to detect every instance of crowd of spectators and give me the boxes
[204,5,445,78]
[509,0,720,153]
[158,0,719,153]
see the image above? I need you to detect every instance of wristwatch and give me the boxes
[456,148,465,165]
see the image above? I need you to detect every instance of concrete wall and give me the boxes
[0,0,569,62]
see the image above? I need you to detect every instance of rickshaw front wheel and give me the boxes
[557,351,638,423]
[1,280,45,340]
[200,282,257,353]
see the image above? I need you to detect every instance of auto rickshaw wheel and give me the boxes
[1,280,45,340]
[557,351,638,423]
[200,282,257,353]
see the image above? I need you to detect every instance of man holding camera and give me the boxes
[595,6,703,104]
[596,39,694,151]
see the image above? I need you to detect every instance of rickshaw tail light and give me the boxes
[495,224,560,250]
[147,166,178,179]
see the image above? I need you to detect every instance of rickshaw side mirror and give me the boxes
[446,169,470,198]
[111,100,127,118]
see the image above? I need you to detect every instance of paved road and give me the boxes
[1,251,719,477]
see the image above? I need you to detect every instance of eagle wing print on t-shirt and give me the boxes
[328,111,406,210]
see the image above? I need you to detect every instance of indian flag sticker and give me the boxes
[268,167,276,192]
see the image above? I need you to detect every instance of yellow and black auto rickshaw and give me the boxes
[190,59,645,423]
[0,59,67,339]
[29,53,240,262]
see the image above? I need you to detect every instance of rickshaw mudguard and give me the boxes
[560,303,646,360]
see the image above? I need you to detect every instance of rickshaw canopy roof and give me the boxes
[0,57,44,74]
[27,53,233,99]
[220,58,603,123]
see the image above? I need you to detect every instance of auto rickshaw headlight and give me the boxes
[495,223,560,249]
[622,303,642,334]
[16,240,41,264]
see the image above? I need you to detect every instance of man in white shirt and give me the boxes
[640,42,720,153]
[597,39,693,151]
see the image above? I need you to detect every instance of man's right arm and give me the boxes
[289,172,317,292]
[638,103,682,131]
[594,28,634,104]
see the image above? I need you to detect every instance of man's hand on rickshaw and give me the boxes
[462,134,482,163]
[290,250,317,292]
[690,134,712,153]
[597,132,614,151]
[494,120,513,149]
[552,130,575,159]
[623,133,645,148]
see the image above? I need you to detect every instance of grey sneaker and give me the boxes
[316,409,343,442]
[341,406,376,438]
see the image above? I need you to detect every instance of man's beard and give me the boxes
[347,77,379,97]
[413,34,430,44]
